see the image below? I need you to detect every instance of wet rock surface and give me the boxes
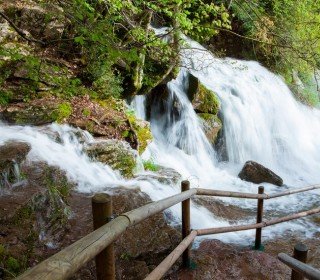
[197,113,222,144]
[0,141,31,171]
[135,166,182,185]
[238,160,283,186]
[85,139,141,178]
[166,240,290,280]
[192,196,254,222]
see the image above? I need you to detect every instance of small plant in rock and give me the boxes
[143,159,159,172]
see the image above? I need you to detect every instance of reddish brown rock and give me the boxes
[167,239,290,280]
[238,161,283,186]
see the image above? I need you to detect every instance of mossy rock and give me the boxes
[198,113,222,144]
[187,73,220,115]
[85,139,141,178]
[0,97,72,125]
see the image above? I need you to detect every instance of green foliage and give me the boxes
[0,89,13,105]
[143,159,160,172]
[51,102,72,123]
[229,0,320,105]
[6,257,20,274]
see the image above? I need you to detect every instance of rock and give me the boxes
[135,166,182,185]
[183,239,290,279]
[0,96,140,150]
[3,3,67,42]
[130,119,153,155]
[66,96,139,149]
[192,196,254,222]
[0,21,15,43]
[0,97,61,125]
[0,141,31,190]
[111,188,180,269]
[146,84,183,120]
[198,113,222,144]
[238,161,283,186]
[85,140,141,178]
[32,188,71,248]
[187,73,220,115]
[0,141,31,171]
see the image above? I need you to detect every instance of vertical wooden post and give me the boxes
[255,186,264,250]
[92,193,115,280]
[181,180,191,268]
[292,243,308,280]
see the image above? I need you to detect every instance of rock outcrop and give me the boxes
[238,161,283,186]
[85,139,142,178]
[0,141,31,171]
[197,113,222,144]
[187,73,220,115]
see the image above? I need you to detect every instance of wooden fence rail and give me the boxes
[16,182,320,280]
[278,252,320,280]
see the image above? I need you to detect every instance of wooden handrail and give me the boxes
[145,230,198,280]
[16,183,320,280]
[196,184,320,200]
[196,207,320,236]
[16,189,197,280]
[278,253,320,280]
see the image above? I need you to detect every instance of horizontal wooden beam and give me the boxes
[196,188,264,199]
[145,230,198,280]
[196,207,320,236]
[196,184,320,200]
[266,184,320,199]
[278,253,320,280]
[16,189,197,280]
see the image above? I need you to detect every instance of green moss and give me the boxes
[136,125,153,155]
[0,244,5,257]
[12,205,34,226]
[82,108,91,117]
[143,160,160,171]
[197,84,220,115]
[125,110,153,154]
[0,89,13,105]
[6,257,20,274]
[50,102,72,123]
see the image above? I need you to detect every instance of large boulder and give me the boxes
[238,161,283,186]
[198,113,222,144]
[0,97,63,125]
[187,73,220,115]
[2,2,67,42]
[0,141,31,171]
[85,139,142,178]
[135,166,182,185]
[0,141,31,191]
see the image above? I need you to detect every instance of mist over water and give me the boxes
[1,35,320,243]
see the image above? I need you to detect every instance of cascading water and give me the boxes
[1,34,320,244]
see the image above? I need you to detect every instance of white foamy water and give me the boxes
[1,35,320,244]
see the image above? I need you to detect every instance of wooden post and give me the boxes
[292,243,308,280]
[181,180,191,268]
[255,186,264,250]
[92,193,115,280]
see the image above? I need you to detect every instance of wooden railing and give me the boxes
[278,243,320,280]
[16,181,320,280]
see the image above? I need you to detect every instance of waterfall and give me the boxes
[1,35,320,243]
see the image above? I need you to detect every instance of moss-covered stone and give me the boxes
[198,113,222,144]
[187,73,220,115]
[0,97,61,125]
[126,110,153,155]
[85,140,141,178]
